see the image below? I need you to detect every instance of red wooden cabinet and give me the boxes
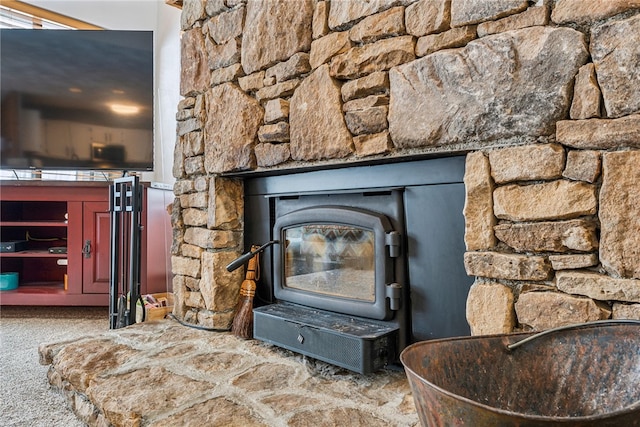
[0,181,173,306]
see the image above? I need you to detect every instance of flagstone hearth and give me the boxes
[39,319,418,427]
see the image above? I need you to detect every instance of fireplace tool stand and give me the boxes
[109,176,144,329]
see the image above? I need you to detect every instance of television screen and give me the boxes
[0,29,154,171]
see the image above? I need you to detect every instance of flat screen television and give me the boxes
[0,29,154,171]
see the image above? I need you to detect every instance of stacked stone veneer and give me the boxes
[172,0,640,333]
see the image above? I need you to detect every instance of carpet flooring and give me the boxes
[0,306,109,427]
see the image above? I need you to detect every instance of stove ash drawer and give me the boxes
[253,303,398,374]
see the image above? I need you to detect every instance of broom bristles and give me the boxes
[231,299,253,339]
[231,279,256,339]
[231,247,259,340]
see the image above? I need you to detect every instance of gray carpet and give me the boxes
[0,306,109,427]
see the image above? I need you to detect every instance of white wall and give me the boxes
[26,0,181,186]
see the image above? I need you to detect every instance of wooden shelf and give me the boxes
[0,288,109,306]
[0,250,66,258]
[1,220,67,227]
[2,282,65,293]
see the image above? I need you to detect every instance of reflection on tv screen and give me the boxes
[0,29,154,171]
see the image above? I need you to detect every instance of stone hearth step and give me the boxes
[39,319,418,427]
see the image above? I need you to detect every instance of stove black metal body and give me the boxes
[241,156,471,373]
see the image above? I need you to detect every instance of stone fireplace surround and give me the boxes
[172,0,640,339]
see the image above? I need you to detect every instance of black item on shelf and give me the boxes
[0,240,27,253]
[109,176,145,329]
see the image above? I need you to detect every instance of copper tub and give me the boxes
[401,320,640,426]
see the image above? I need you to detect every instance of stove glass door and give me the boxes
[273,205,395,320]
[283,224,375,302]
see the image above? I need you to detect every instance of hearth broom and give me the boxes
[231,245,260,339]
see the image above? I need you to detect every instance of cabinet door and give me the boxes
[82,201,111,294]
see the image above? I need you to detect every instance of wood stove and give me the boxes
[240,156,472,373]
[254,190,407,373]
